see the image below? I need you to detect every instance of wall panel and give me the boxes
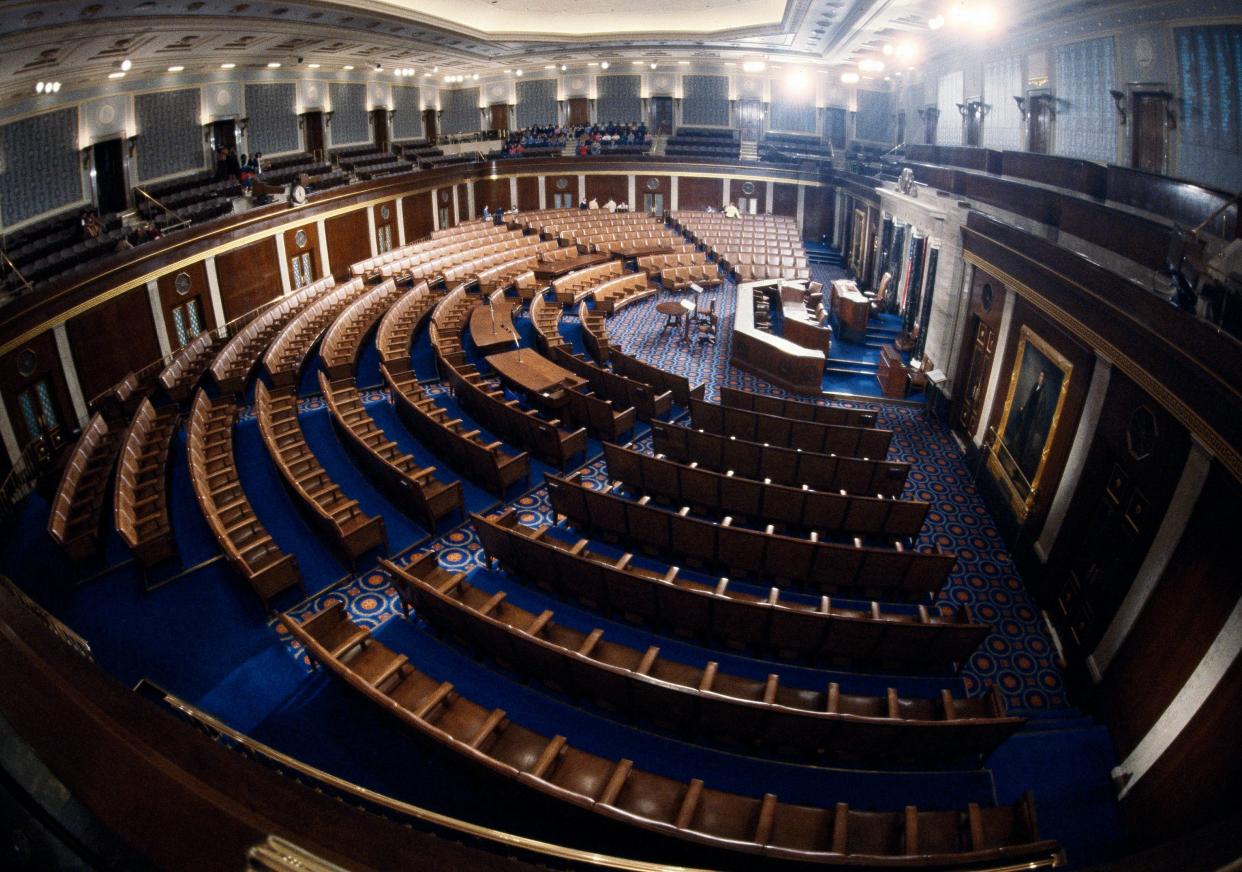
[584,175,628,206]
[0,107,83,227]
[67,288,160,402]
[402,192,434,242]
[245,83,299,156]
[515,176,541,211]
[0,332,73,447]
[156,261,217,347]
[677,176,723,211]
[325,210,370,280]
[216,238,282,320]
[135,89,203,181]
[328,83,369,146]
[772,183,798,217]
[474,177,512,213]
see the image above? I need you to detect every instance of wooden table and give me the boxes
[534,253,608,280]
[469,300,519,353]
[486,349,587,401]
[656,300,696,342]
[611,245,675,259]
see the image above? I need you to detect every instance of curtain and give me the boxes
[982,57,1024,150]
[596,76,641,123]
[245,83,299,155]
[393,86,423,140]
[1053,36,1117,162]
[936,71,963,145]
[855,90,893,142]
[682,76,729,126]
[516,79,558,128]
[1175,25,1242,192]
[769,80,816,133]
[328,82,368,145]
[136,89,203,180]
[441,88,481,134]
[0,107,82,226]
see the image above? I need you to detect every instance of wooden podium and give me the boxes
[876,344,908,398]
[831,280,870,344]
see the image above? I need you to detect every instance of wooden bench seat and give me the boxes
[263,278,367,387]
[320,372,463,532]
[719,386,877,428]
[320,278,405,380]
[472,508,989,666]
[387,556,1022,762]
[602,442,928,538]
[255,382,386,564]
[546,472,955,602]
[651,420,909,498]
[187,390,301,607]
[285,602,1062,868]
[157,332,222,402]
[114,398,179,568]
[692,398,892,459]
[553,346,673,422]
[47,413,121,564]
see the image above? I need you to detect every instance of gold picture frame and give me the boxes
[987,326,1073,520]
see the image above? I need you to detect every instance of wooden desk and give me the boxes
[876,344,908,398]
[834,284,870,343]
[730,281,825,395]
[534,253,608,280]
[656,300,696,342]
[487,349,587,399]
[469,301,519,353]
[612,245,674,259]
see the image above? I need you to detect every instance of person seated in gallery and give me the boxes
[482,205,491,221]
[723,203,741,219]
[604,198,617,213]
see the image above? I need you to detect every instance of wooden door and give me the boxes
[1028,95,1053,154]
[370,109,390,152]
[303,112,325,158]
[650,96,673,135]
[736,99,763,142]
[92,139,128,214]
[895,111,906,146]
[923,109,937,144]
[826,108,847,150]
[422,108,438,143]
[1131,92,1167,174]
[965,106,981,146]
[568,98,591,127]
[490,104,511,135]
[211,120,237,154]
[956,317,997,437]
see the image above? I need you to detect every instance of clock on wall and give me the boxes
[294,229,308,248]
[174,272,192,295]
[380,205,391,220]
[740,181,755,196]
[645,177,660,191]
[556,177,569,190]
[1127,406,1158,461]
[17,349,37,378]
[981,283,994,311]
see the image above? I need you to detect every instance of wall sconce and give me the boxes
[1109,89,1127,125]
[916,106,939,123]
[324,111,334,127]
[1013,95,1027,120]
[238,117,249,136]
[126,135,138,157]
[955,102,968,117]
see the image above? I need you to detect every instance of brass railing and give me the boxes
[135,679,1064,872]
[1,575,92,661]
[0,437,53,529]
[0,248,34,296]
[133,186,191,233]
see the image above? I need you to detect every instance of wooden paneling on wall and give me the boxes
[584,175,628,206]
[515,176,541,211]
[372,199,398,248]
[544,174,578,206]
[67,289,161,403]
[283,222,321,283]
[156,261,217,343]
[0,332,73,446]
[215,238,282,321]
[402,193,434,243]
[772,182,798,217]
[678,176,723,211]
[324,210,371,280]
[474,178,512,213]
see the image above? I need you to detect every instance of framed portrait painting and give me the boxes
[987,326,1073,519]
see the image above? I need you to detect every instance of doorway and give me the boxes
[370,109,390,153]
[923,109,938,144]
[210,119,237,155]
[303,112,325,159]
[735,99,763,143]
[1028,94,1053,154]
[642,193,664,215]
[552,193,574,209]
[650,97,674,136]
[489,104,511,136]
[964,101,982,147]
[1131,91,1168,174]
[567,98,591,128]
[956,317,998,438]
[422,108,438,144]
[92,138,129,214]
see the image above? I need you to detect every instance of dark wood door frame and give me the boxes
[1130,89,1171,174]
[1028,93,1054,154]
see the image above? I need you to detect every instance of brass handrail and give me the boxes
[0,248,34,296]
[136,679,1064,872]
[135,679,709,872]
[1,576,92,661]
[133,186,191,233]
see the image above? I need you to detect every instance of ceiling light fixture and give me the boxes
[35,82,45,93]
[560,64,568,71]
[632,60,644,66]
[167,65,184,72]
[108,72,126,79]
[928,14,945,29]
[650,63,657,69]
[308,63,320,69]
[120,59,133,71]
[859,58,885,73]
[600,61,609,69]
[267,62,281,68]
[840,71,860,84]
[882,44,894,56]
[678,61,690,66]
[52,82,61,92]
[221,63,236,69]
[515,69,523,76]
[742,60,766,73]
[343,65,354,71]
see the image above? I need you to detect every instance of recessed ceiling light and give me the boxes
[308,63,320,69]
[544,65,556,70]
[120,59,132,71]
[742,60,766,73]
[423,72,431,77]
[560,64,567,71]
[678,61,690,65]
[600,61,609,69]
[859,58,884,72]
[221,63,236,69]
[343,65,354,70]
[108,71,126,79]
[267,62,281,68]
[650,63,658,69]
[588,62,599,67]
[473,73,479,80]
[167,65,184,72]
[35,82,45,93]
[51,82,61,92]
[433,66,439,72]
[515,69,523,76]
[632,60,644,66]
[841,71,860,84]
[882,44,894,56]
[504,69,512,73]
